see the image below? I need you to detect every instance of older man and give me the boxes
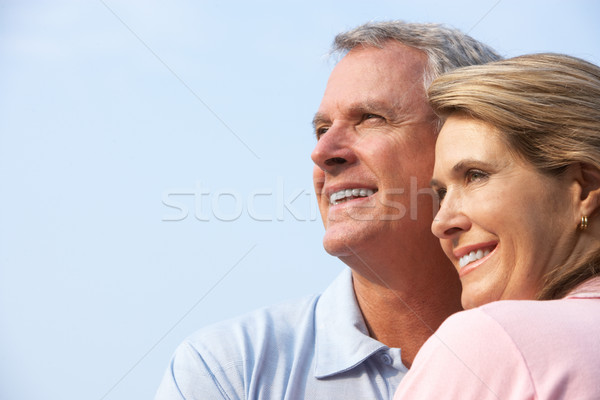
[156,21,500,399]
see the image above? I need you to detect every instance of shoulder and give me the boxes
[395,298,600,400]
[155,295,321,399]
[424,306,527,365]
[394,307,536,399]
[444,298,600,367]
[185,294,320,353]
[478,298,600,398]
[429,297,600,349]
[477,297,600,344]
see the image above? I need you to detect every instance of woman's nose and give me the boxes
[431,193,472,239]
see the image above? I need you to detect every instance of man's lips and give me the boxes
[326,186,378,205]
[329,188,376,205]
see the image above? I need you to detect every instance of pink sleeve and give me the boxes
[393,308,536,400]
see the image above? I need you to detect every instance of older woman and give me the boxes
[394,54,600,399]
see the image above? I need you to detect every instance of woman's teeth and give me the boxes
[330,188,374,205]
[459,249,491,268]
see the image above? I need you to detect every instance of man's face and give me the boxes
[311,42,439,257]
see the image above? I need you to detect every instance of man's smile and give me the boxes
[329,188,377,205]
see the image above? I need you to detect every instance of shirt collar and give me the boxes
[566,276,600,299]
[313,268,388,378]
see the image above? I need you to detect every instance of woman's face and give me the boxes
[431,114,580,308]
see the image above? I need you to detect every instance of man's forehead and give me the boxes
[312,42,431,129]
[322,45,428,99]
[338,41,428,69]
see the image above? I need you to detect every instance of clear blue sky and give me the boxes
[1,1,599,399]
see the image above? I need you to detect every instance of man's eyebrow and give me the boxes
[352,101,399,118]
[429,178,441,188]
[312,112,329,129]
[312,101,400,129]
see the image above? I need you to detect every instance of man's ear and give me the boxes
[578,163,600,217]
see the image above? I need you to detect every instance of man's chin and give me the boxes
[322,240,353,258]
[321,228,370,258]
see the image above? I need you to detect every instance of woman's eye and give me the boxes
[466,169,488,183]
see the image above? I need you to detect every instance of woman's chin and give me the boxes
[461,289,496,309]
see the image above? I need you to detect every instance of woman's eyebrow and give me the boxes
[451,159,497,173]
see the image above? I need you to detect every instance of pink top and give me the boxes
[393,277,600,399]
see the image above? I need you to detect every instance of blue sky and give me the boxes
[1,1,599,399]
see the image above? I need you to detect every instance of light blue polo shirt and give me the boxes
[155,268,408,399]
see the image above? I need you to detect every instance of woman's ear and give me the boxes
[578,163,600,217]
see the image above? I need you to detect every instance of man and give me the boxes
[156,21,500,399]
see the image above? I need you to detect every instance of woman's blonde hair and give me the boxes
[427,53,600,299]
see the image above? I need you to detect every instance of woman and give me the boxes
[394,53,600,399]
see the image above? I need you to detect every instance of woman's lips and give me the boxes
[454,243,498,277]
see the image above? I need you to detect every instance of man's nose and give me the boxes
[311,124,357,174]
[431,193,471,240]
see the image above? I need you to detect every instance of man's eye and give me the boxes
[363,113,382,121]
[466,169,488,183]
[436,188,447,202]
[315,127,329,139]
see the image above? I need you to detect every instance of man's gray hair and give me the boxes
[333,21,502,88]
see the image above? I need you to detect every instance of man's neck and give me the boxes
[349,256,462,367]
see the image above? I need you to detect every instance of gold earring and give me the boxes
[580,215,589,231]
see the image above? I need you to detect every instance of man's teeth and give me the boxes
[330,188,374,205]
[459,249,491,268]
